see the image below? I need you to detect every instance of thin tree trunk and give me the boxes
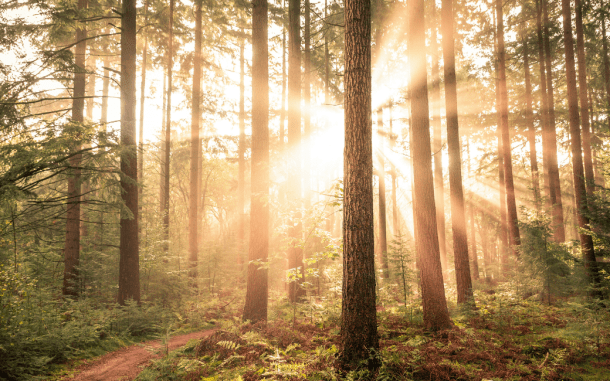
[574,0,594,195]
[243,0,269,323]
[443,0,473,303]
[602,18,610,132]
[238,29,246,269]
[189,0,203,284]
[287,0,304,302]
[431,2,447,273]
[496,0,521,249]
[159,71,167,213]
[377,108,388,278]
[280,0,286,150]
[117,0,140,305]
[543,0,565,242]
[340,0,379,367]
[560,0,602,298]
[63,0,87,298]
[101,43,110,126]
[522,28,540,206]
[536,0,553,212]
[138,0,149,232]
[163,0,174,252]
[303,0,311,208]
[467,140,479,280]
[411,0,452,329]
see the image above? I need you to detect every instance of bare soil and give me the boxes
[61,329,215,381]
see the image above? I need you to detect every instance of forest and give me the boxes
[1,0,610,379]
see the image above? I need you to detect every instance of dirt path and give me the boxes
[61,329,215,381]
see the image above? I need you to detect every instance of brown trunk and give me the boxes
[431,3,447,273]
[117,0,140,304]
[522,29,540,206]
[377,109,388,278]
[543,0,565,242]
[574,0,594,195]
[469,202,479,280]
[238,29,246,267]
[159,71,167,213]
[101,43,110,125]
[189,0,202,284]
[602,19,610,132]
[242,0,269,323]
[560,0,602,298]
[340,0,379,367]
[163,0,174,252]
[63,0,87,298]
[303,0,311,208]
[280,0,286,150]
[478,214,490,280]
[536,0,553,211]
[411,0,452,329]
[138,0,149,231]
[81,56,95,242]
[287,0,304,302]
[443,0,473,303]
[389,104,399,236]
[496,0,521,249]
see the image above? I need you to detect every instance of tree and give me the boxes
[377,108,388,278]
[543,0,565,242]
[287,0,304,302]
[339,0,379,369]
[442,0,473,303]
[238,27,246,270]
[189,0,203,284]
[162,0,175,252]
[496,0,521,249]
[559,0,603,298]
[243,0,269,323]
[138,0,149,230]
[62,0,87,298]
[430,3,447,274]
[411,0,452,329]
[117,0,140,305]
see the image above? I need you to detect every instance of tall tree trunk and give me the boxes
[117,0,140,305]
[560,0,602,298]
[81,56,95,243]
[101,42,110,126]
[602,18,610,132]
[574,0,594,196]
[303,0,311,208]
[467,140,480,280]
[138,0,149,232]
[163,0,174,252]
[389,103,399,236]
[340,0,379,368]
[159,71,167,213]
[238,29,246,270]
[431,2,447,273]
[242,0,269,323]
[280,0,286,150]
[493,12,509,274]
[543,0,565,242]
[189,0,202,284]
[377,108,388,278]
[496,0,521,249]
[287,0,304,302]
[442,0,473,303]
[411,0,452,329]
[536,0,553,212]
[63,0,87,298]
[522,28,540,206]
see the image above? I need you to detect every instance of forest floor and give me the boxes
[56,329,215,381]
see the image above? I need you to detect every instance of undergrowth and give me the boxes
[135,286,610,381]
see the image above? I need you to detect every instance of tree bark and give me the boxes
[442,0,473,303]
[117,0,140,305]
[522,28,540,207]
[159,71,167,213]
[560,0,602,298]
[243,0,269,323]
[287,0,304,302]
[543,0,565,242]
[574,0,594,196]
[340,0,379,369]
[280,0,286,151]
[377,108,388,278]
[101,39,110,126]
[238,29,246,269]
[138,0,149,232]
[411,0,452,329]
[389,103,399,236]
[162,0,174,253]
[303,0,311,208]
[431,3,447,273]
[602,18,610,133]
[63,0,87,298]
[189,0,203,284]
[496,0,521,249]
